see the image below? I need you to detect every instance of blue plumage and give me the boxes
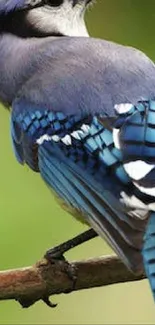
[0,0,43,13]
[142,213,155,297]
[0,0,25,12]
[11,98,155,299]
[11,100,148,271]
[2,0,155,302]
[117,101,155,163]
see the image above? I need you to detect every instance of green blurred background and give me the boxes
[1,0,155,323]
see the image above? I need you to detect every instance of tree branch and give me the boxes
[0,255,146,308]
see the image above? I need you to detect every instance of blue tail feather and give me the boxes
[142,212,155,299]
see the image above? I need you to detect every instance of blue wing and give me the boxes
[11,97,151,276]
[114,100,155,299]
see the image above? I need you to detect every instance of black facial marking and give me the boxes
[0,10,64,37]
[72,0,79,6]
[44,0,63,6]
[72,0,93,8]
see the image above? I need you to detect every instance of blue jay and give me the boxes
[1,0,155,301]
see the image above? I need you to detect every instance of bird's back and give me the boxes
[1,35,155,116]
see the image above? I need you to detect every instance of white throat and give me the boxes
[27,0,89,37]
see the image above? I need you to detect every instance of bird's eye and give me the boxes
[44,0,63,6]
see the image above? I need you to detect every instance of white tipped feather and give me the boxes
[36,134,51,145]
[51,135,60,142]
[37,133,61,144]
[134,183,155,197]
[120,192,149,219]
[113,128,121,149]
[123,160,154,181]
[61,134,72,145]
[37,123,89,146]
[77,130,84,138]
[114,103,133,114]
[71,131,81,140]
[81,124,90,133]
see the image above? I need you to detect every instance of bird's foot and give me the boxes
[44,229,98,294]
[42,296,58,308]
[45,248,77,293]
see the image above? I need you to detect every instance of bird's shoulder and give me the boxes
[13,36,155,117]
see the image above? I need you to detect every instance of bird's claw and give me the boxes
[45,248,77,293]
[42,296,57,308]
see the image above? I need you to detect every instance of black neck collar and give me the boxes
[0,10,64,38]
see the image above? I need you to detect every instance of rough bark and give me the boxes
[0,255,146,308]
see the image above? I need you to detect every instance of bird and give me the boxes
[1,0,155,301]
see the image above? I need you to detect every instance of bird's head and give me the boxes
[0,0,93,37]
